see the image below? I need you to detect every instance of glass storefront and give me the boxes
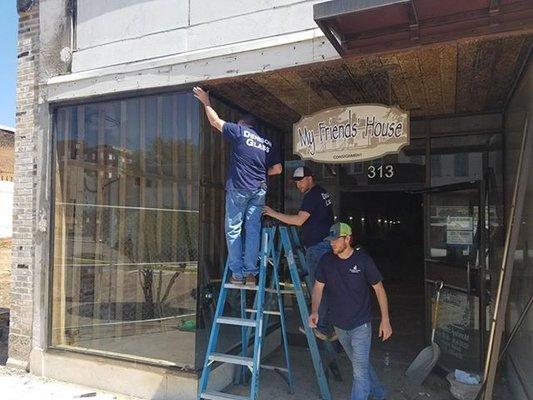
[51,91,284,370]
[50,87,507,376]
[51,93,200,367]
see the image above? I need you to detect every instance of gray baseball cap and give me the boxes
[292,166,313,181]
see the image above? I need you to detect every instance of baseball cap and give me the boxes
[324,222,352,241]
[292,166,314,181]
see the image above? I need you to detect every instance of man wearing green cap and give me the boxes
[310,222,392,400]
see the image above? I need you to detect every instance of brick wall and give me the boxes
[8,0,40,369]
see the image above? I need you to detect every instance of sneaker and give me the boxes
[245,274,257,286]
[298,326,338,341]
[229,275,244,286]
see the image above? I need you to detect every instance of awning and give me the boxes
[314,0,533,56]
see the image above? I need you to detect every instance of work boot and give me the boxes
[245,274,256,286]
[229,275,244,286]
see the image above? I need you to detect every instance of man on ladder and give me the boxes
[262,166,342,379]
[193,87,282,286]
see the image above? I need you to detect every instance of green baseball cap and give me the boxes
[324,222,352,241]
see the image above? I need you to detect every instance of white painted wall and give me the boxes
[72,0,327,72]
[0,181,14,238]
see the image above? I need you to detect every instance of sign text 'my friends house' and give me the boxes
[293,104,410,163]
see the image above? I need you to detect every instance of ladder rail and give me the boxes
[271,238,295,394]
[198,262,232,399]
[280,227,331,400]
[249,229,269,400]
[289,226,314,294]
[199,225,330,400]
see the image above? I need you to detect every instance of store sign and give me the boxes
[293,104,409,163]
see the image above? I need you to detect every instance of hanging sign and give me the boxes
[293,104,410,163]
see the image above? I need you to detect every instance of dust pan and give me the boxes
[406,280,444,386]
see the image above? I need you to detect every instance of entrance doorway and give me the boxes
[339,191,426,365]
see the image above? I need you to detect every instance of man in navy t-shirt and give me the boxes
[193,87,282,286]
[310,222,392,400]
[263,166,334,336]
[263,166,342,380]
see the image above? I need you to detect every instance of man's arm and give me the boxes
[268,163,283,176]
[372,281,393,341]
[308,281,325,328]
[192,87,225,132]
[263,207,310,226]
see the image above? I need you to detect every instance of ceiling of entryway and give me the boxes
[205,33,531,132]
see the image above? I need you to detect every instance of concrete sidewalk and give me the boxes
[0,366,142,400]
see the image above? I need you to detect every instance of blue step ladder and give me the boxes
[198,226,331,400]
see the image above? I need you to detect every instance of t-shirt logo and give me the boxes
[321,192,332,206]
[243,130,271,153]
[349,265,361,274]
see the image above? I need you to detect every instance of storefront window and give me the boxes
[430,135,489,186]
[51,93,200,368]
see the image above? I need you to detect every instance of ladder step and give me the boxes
[209,353,254,367]
[223,283,296,295]
[201,391,248,400]
[266,288,296,294]
[223,283,258,291]
[216,316,257,327]
[245,308,281,316]
[261,364,289,373]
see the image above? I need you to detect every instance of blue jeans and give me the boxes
[335,323,386,400]
[225,187,267,279]
[305,241,338,366]
[305,241,333,334]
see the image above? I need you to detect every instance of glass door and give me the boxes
[424,181,488,372]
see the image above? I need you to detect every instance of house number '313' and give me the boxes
[367,165,394,179]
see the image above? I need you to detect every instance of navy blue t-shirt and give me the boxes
[300,185,334,247]
[222,122,281,190]
[315,248,383,330]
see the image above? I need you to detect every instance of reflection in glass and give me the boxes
[430,135,490,186]
[52,94,200,367]
[429,189,479,265]
[430,285,480,371]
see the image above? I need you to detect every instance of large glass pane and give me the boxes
[429,188,479,265]
[430,135,488,186]
[51,93,200,367]
[196,100,284,369]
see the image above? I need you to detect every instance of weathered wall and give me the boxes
[72,0,326,72]
[9,0,68,370]
[8,1,40,369]
[44,0,338,102]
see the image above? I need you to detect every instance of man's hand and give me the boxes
[308,312,319,328]
[262,206,277,218]
[378,319,393,341]
[193,87,210,106]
